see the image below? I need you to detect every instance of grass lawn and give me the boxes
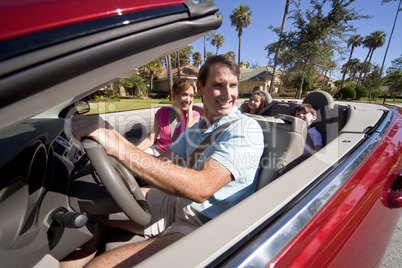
[85,96,400,115]
[363,98,402,106]
[86,98,202,115]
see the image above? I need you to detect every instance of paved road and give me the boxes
[381,216,402,268]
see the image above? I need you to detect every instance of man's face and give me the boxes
[197,63,238,124]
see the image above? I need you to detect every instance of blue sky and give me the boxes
[190,0,401,80]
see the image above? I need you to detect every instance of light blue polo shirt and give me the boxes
[170,106,264,219]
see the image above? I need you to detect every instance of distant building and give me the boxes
[152,64,288,95]
[239,66,285,95]
[153,64,199,93]
[317,74,336,89]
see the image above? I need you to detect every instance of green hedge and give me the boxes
[337,86,356,100]
[354,86,368,100]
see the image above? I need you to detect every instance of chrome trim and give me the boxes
[225,110,393,267]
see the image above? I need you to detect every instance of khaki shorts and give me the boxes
[143,188,204,238]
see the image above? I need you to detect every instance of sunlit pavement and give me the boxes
[380,216,402,268]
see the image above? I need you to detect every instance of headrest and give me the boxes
[303,90,334,111]
[260,90,273,104]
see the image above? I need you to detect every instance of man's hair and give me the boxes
[197,55,240,86]
[294,103,317,116]
[172,77,195,97]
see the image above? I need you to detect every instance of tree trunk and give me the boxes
[339,69,347,91]
[296,61,307,99]
[238,34,242,66]
[177,51,181,79]
[357,49,371,86]
[322,70,328,89]
[166,55,173,101]
[149,73,154,93]
[204,36,206,63]
[280,69,285,93]
[269,0,289,94]
[340,46,355,90]
[381,0,401,75]
[363,49,375,83]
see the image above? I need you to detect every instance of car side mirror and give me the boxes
[75,101,90,115]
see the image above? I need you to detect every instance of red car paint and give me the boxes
[272,105,402,267]
[0,0,185,40]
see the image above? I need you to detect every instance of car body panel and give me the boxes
[0,0,185,40]
[271,105,402,267]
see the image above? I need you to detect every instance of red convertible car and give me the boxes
[0,0,401,267]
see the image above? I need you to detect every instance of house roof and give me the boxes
[317,74,335,81]
[240,66,282,83]
[157,64,199,79]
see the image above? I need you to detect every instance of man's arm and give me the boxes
[72,115,232,203]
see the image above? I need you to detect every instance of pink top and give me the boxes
[154,106,201,152]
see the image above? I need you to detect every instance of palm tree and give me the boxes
[357,31,386,85]
[210,32,225,55]
[349,58,361,82]
[230,4,252,66]
[340,34,363,89]
[226,51,236,61]
[138,59,163,92]
[380,0,402,74]
[269,0,290,94]
[192,52,202,68]
[206,51,213,59]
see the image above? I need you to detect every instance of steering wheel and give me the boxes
[82,139,151,226]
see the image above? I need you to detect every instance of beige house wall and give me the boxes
[240,82,268,94]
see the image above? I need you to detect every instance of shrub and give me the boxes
[321,86,333,94]
[371,90,383,99]
[90,87,120,101]
[338,86,356,100]
[354,86,368,100]
[278,93,295,98]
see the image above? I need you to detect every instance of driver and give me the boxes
[72,54,264,267]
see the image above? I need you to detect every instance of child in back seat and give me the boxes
[294,104,323,158]
[244,91,269,115]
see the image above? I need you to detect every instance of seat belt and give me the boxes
[259,100,278,115]
[187,118,241,168]
[169,107,178,142]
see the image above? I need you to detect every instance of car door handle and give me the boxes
[387,170,402,209]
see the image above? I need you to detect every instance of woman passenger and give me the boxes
[136,78,201,156]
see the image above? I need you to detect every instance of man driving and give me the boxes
[72,54,264,267]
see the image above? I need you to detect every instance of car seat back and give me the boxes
[302,90,347,146]
[260,101,297,117]
[247,114,307,190]
[193,105,204,117]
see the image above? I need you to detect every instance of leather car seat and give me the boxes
[246,114,307,190]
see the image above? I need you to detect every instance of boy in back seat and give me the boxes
[294,104,323,158]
